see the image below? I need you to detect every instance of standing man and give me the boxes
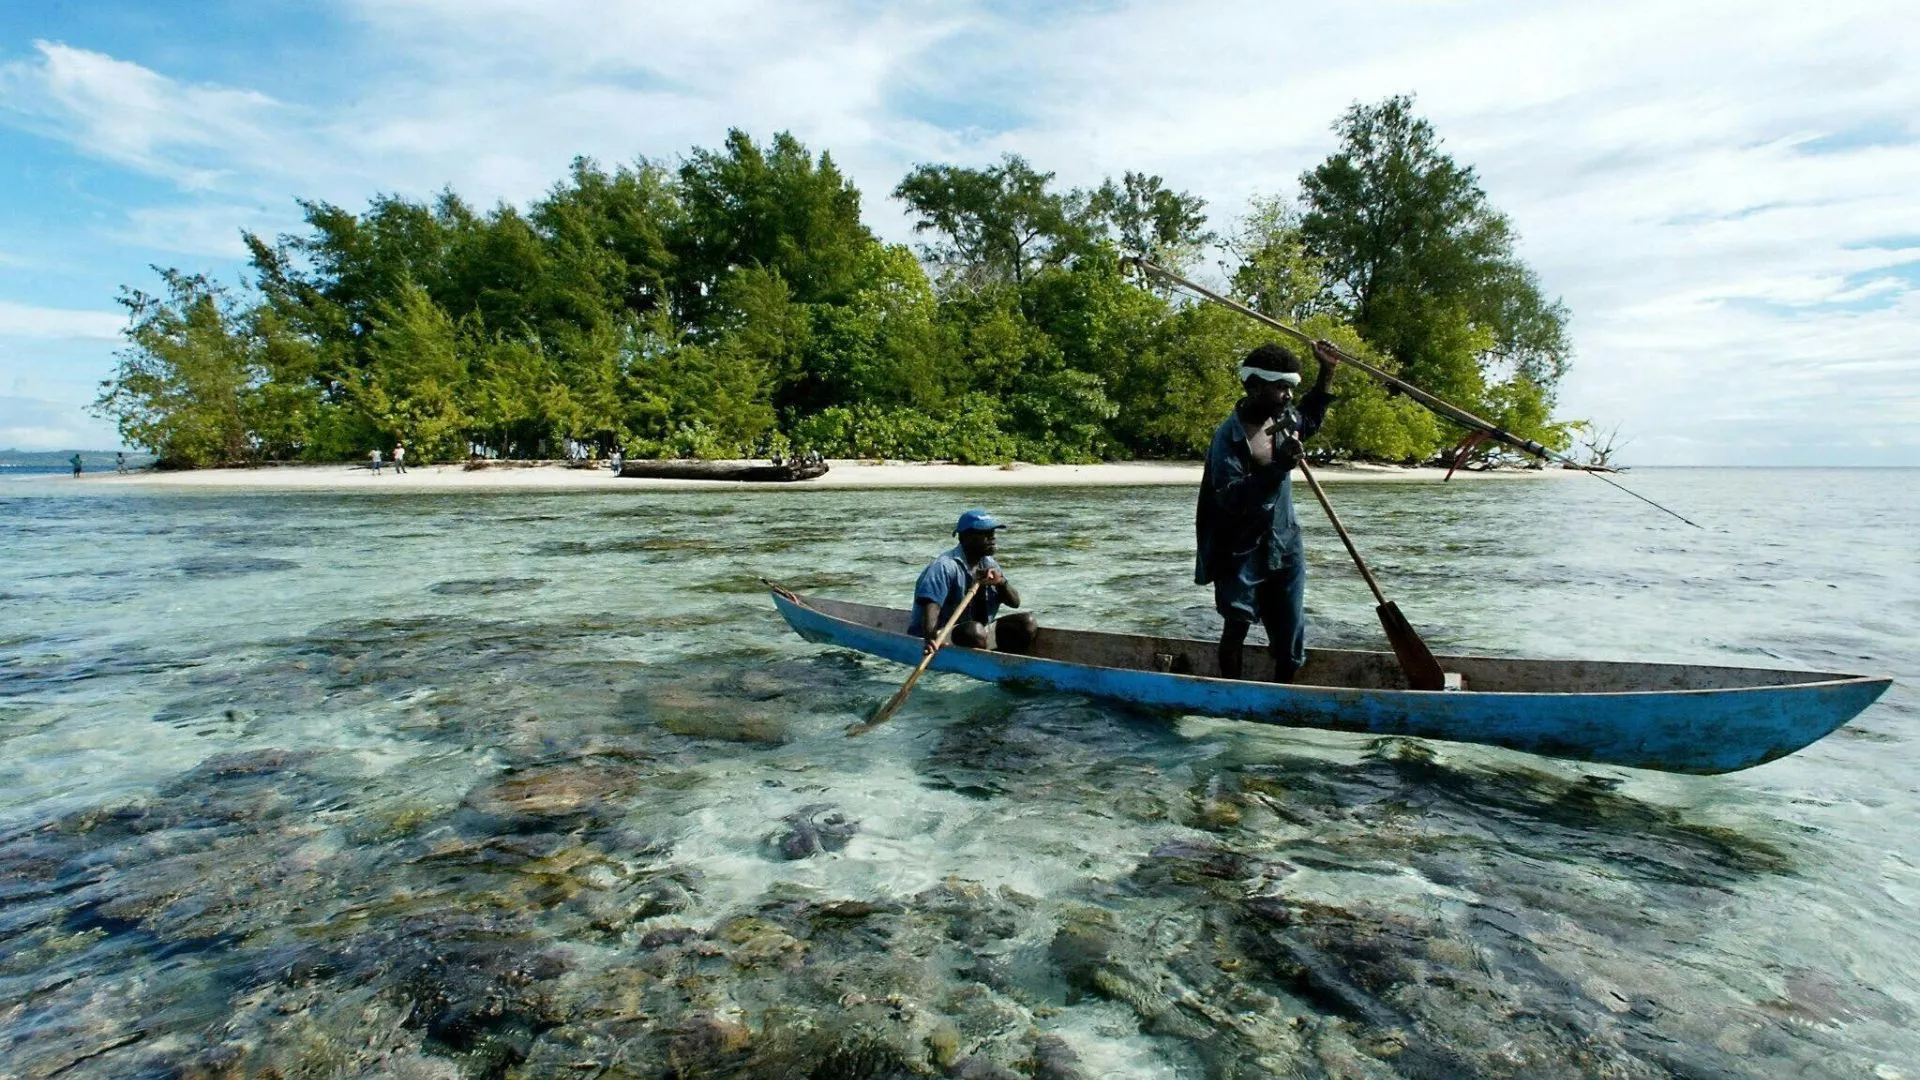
[369,447,383,475]
[1195,340,1341,681]
[910,509,1037,655]
[393,440,408,475]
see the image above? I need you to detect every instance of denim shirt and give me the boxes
[909,546,1003,636]
[1194,386,1332,584]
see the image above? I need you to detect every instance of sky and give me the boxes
[1,0,1916,465]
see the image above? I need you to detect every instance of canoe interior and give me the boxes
[801,595,1858,695]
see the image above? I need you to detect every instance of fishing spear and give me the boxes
[1123,256,1699,528]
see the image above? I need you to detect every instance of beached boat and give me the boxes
[768,587,1891,774]
[619,459,829,482]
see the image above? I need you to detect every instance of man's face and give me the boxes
[1246,378,1294,413]
[960,529,997,559]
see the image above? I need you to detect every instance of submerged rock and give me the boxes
[768,803,859,860]
[1030,1034,1086,1080]
[459,761,646,828]
[1134,840,1293,895]
[427,576,547,596]
[645,680,791,744]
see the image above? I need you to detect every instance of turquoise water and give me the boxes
[1,469,1915,1077]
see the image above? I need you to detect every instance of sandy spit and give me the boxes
[41,459,1579,494]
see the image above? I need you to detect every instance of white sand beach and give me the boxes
[47,458,1579,493]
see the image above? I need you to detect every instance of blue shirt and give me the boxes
[1194,385,1333,585]
[908,546,1002,636]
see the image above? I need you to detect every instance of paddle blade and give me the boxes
[847,660,933,736]
[848,688,908,736]
[1376,601,1446,691]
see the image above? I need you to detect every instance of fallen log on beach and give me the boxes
[618,459,829,483]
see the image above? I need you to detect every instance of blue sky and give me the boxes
[2,0,1916,464]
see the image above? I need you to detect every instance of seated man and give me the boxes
[910,509,1037,654]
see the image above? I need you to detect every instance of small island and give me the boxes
[92,98,1582,477]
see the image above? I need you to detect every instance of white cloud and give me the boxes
[0,0,1916,462]
[0,392,121,452]
[112,202,293,259]
[0,424,86,449]
[0,40,288,189]
[0,301,123,340]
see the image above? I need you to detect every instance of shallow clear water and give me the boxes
[1,469,1915,1078]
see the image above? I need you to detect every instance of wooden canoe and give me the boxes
[619,459,829,482]
[767,587,1890,774]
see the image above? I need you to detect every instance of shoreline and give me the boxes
[31,459,1578,493]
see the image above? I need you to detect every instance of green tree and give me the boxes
[466,334,562,458]
[439,202,547,336]
[894,155,1096,288]
[795,244,953,414]
[244,303,325,460]
[94,271,261,467]
[245,195,455,379]
[1228,195,1331,324]
[1294,317,1443,462]
[356,283,469,461]
[1088,171,1214,270]
[938,289,1051,397]
[621,313,779,458]
[1298,94,1571,405]
[1114,303,1266,457]
[672,130,875,325]
[529,156,679,327]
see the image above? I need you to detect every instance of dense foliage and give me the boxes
[97,100,1573,468]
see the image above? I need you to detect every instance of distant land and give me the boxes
[0,449,153,471]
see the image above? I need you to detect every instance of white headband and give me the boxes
[1238,366,1301,386]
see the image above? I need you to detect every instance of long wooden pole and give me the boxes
[1296,459,1447,691]
[847,579,984,736]
[1295,460,1387,605]
[1126,257,1700,529]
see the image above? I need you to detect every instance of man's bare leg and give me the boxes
[1217,618,1252,679]
[1266,640,1299,683]
[993,612,1038,654]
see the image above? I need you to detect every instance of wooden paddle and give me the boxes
[847,579,985,736]
[1294,459,1448,691]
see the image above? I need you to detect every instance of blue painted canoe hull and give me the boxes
[770,589,1891,775]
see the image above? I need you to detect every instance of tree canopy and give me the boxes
[97,106,1573,469]
[1299,94,1571,420]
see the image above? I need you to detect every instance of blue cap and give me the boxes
[953,508,1002,535]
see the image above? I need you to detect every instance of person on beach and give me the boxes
[1195,340,1341,682]
[393,440,407,475]
[910,509,1037,656]
[69,453,82,476]
[115,452,127,474]
[369,448,383,475]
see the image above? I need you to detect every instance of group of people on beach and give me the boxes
[67,453,129,476]
[911,339,1341,683]
[367,442,407,475]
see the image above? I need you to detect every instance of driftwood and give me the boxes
[617,459,829,483]
[463,458,560,471]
